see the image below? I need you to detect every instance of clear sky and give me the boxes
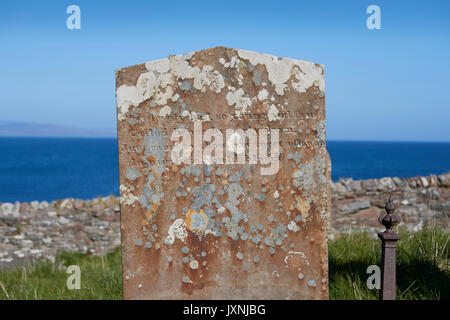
[1,0,449,141]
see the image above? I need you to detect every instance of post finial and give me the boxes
[378,193,400,232]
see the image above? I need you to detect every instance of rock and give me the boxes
[59,198,73,210]
[420,177,429,188]
[338,200,371,214]
[48,211,57,217]
[0,203,18,218]
[58,217,70,224]
[362,179,377,191]
[392,177,406,188]
[39,201,49,210]
[430,202,450,212]
[333,182,347,195]
[398,206,419,216]
[352,207,380,219]
[429,188,440,200]
[428,175,439,187]
[21,240,33,249]
[74,199,85,210]
[19,202,30,213]
[378,177,395,191]
[407,178,418,188]
[30,201,39,211]
[371,199,387,208]
[439,172,450,187]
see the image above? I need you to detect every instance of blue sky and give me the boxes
[0,0,449,141]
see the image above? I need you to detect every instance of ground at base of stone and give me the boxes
[0,226,447,300]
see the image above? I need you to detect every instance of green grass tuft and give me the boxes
[0,227,448,300]
[329,226,449,300]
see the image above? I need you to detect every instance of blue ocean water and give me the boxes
[0,138,449,202]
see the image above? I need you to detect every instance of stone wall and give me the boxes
[0,173,448,268]
[330,173,449,237]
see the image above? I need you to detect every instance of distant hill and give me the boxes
[0,120,116,138]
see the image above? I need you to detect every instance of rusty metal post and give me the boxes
[378,195,401,300]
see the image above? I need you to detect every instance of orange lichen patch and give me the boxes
[185,209,209,232]
[141,219,149,226]
[171,165,179,172]
[145,210,153,219]
[146,155,157,163]
[295,196,310,222]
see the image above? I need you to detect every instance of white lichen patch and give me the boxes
[291,61,325,94]
[159,106,172,118]
[268,104,282,121]
[238,49,294,95]
[116,85,144,121]
[145,58,170,74]
[169,55,225,93]
[284,250,310,267]
[287,221,300,232]
[136,71,175,106]
[119,184,139,206]
[165,218,188,245]
[226,88,254,117]
[257,88,269,101]
[273,190,279,199]
[237,49,324,96]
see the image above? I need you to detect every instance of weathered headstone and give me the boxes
[116,47,328,299]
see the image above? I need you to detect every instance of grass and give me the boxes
[0,227,448,300]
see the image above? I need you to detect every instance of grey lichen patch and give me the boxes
[252,70,262,86]
[144,241,152,248]
[126,167,141,181]
[182,275,192,283]
[308,280,317,287]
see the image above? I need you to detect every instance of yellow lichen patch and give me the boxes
[185,209,209,232]
[141,219,149,226]
[295,196,310,222]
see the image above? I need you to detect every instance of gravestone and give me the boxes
[116,47,328,299]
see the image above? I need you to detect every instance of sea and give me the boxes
[0,137,449,202]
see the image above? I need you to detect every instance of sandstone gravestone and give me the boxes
[116,47,328,299]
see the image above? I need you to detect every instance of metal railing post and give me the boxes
[378,195,401,300]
